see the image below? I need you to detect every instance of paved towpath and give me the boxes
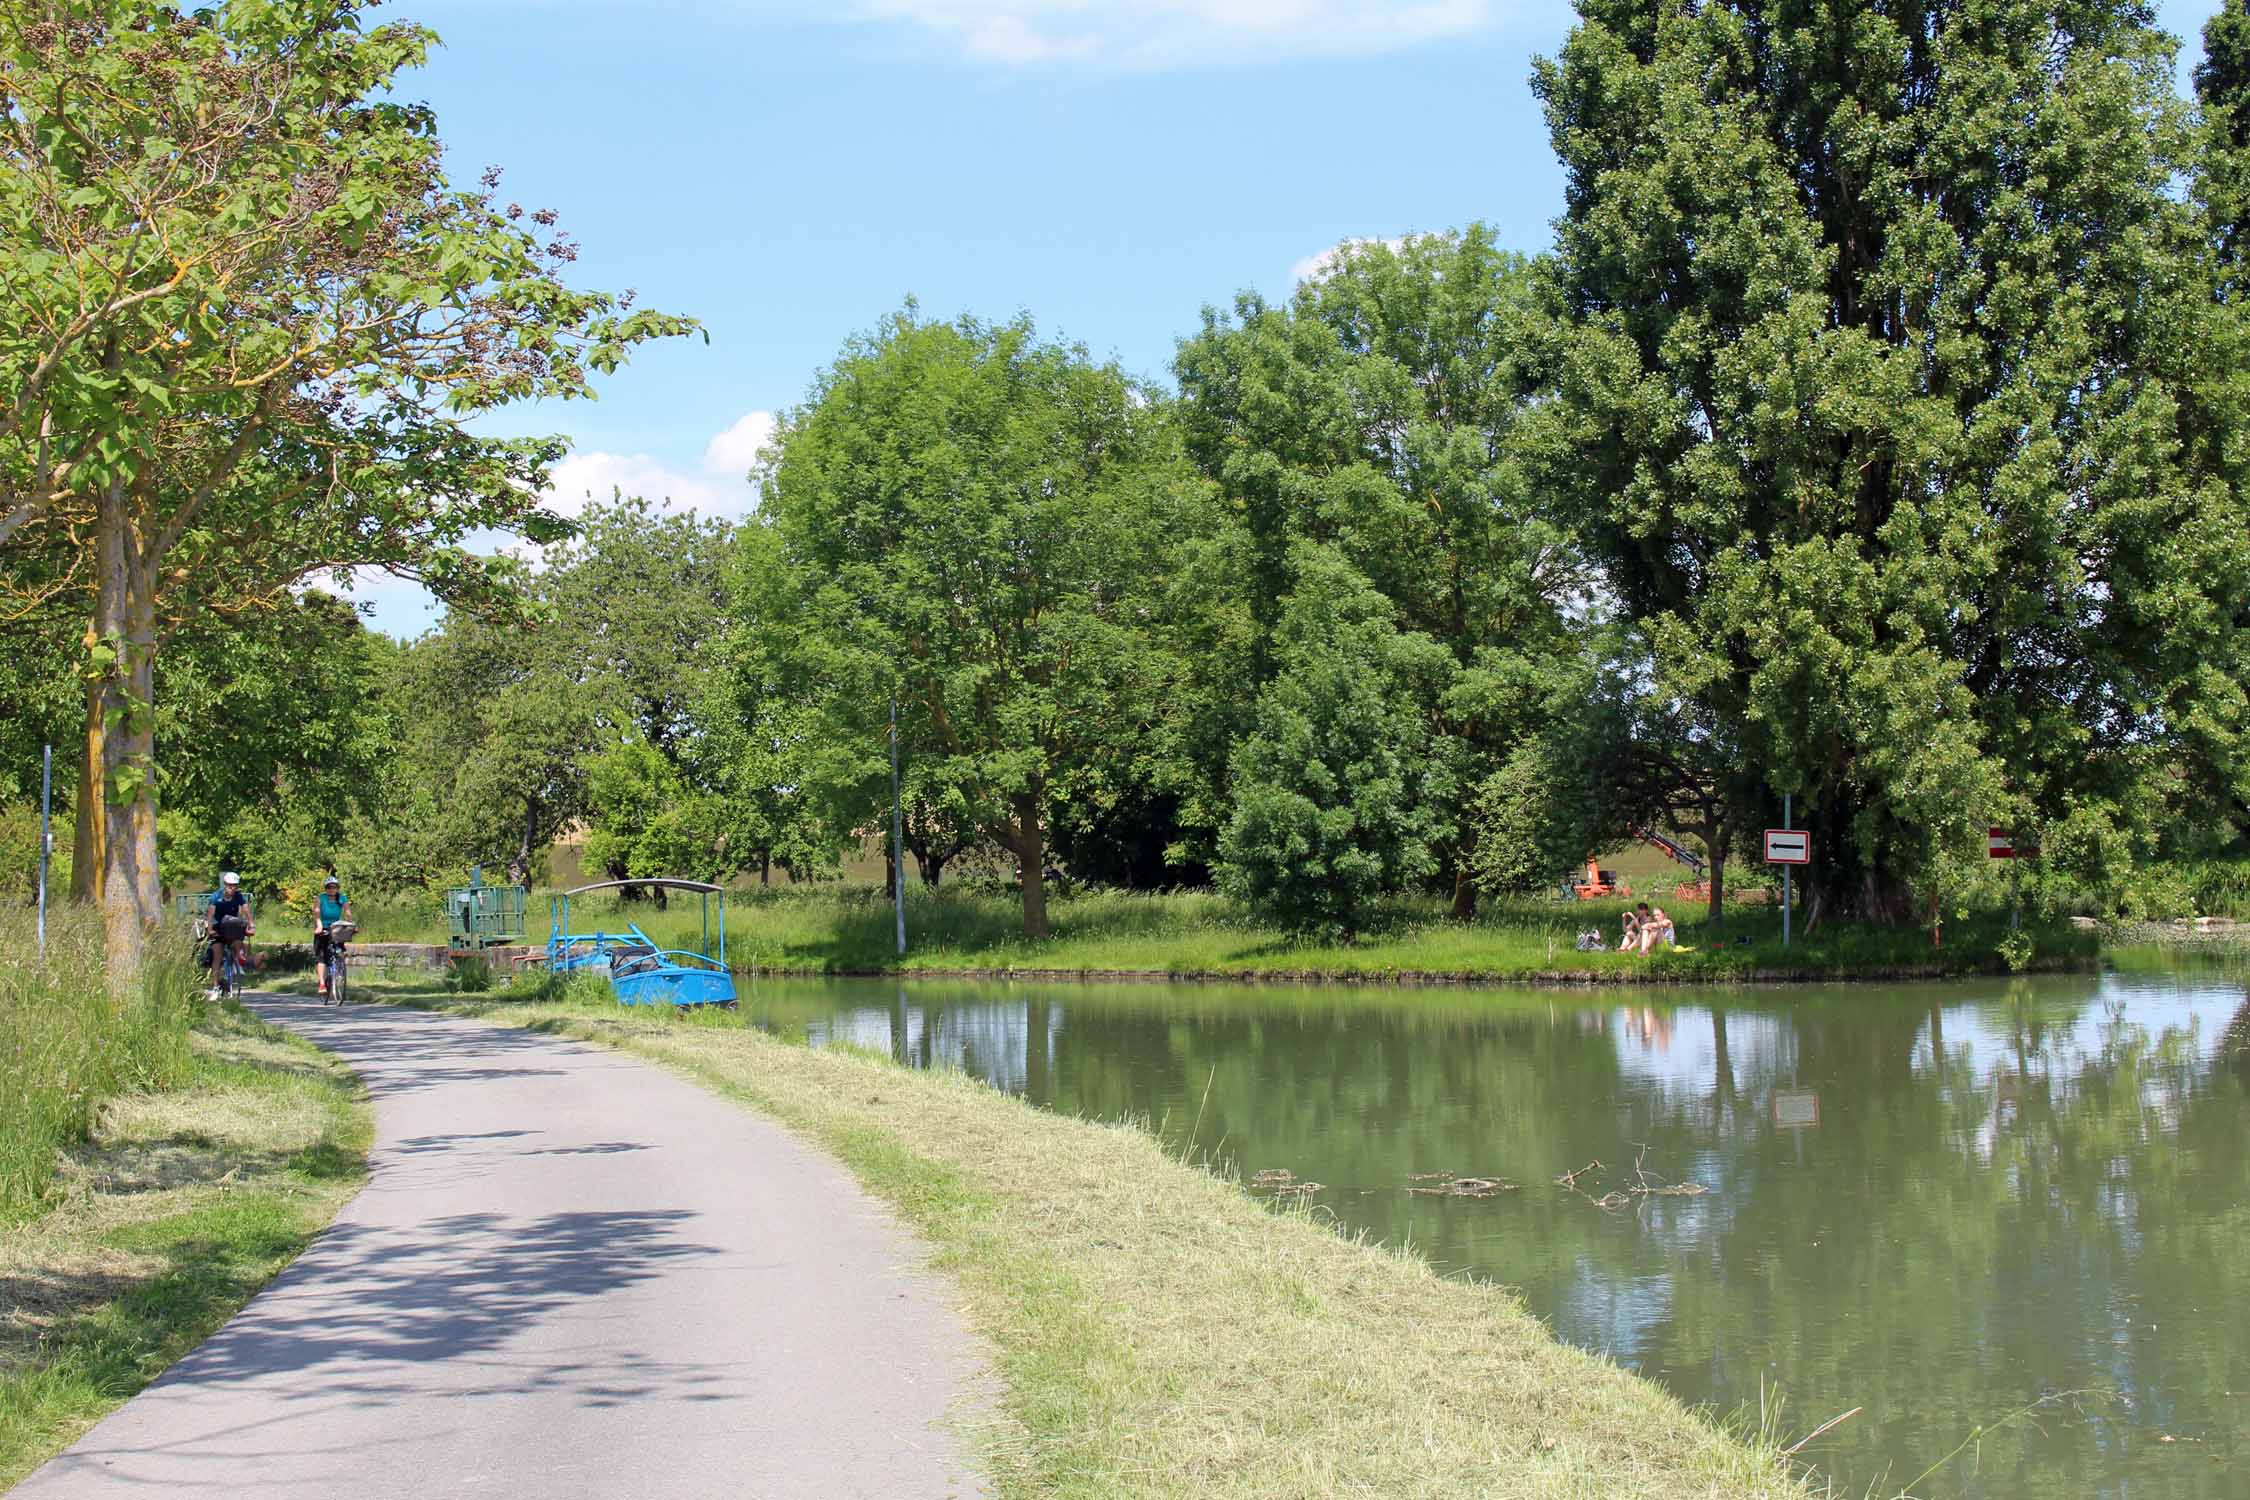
[15,996,986,1500]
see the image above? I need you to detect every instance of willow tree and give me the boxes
[0,0,692,971]
[1531,0,2250,922]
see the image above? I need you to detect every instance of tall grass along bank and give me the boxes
[375,976,1813,1499]
[0,995,370,1487]
[1,911,199,1220]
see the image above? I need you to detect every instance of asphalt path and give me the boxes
[15,995,987,1500]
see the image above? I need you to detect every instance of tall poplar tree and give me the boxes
[1532,0,2250,921]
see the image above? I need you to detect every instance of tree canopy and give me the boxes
[0,0,692,970]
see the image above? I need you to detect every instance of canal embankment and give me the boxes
[354,974,1816,1499]
[326,886,2102,989]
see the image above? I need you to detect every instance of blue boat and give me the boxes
[545,878,737,1007]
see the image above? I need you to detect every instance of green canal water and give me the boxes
[744,966,2250,1498]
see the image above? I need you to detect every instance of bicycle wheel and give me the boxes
[332,950,349,1006]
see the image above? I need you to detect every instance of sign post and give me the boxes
[1763,798,1810,949]
[1988,828,2038,930]
[37,744,52,963]
[890,695,906,958]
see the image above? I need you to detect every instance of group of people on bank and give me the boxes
[1619,902,1676,955]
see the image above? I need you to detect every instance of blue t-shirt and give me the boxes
[207,890,249,922]
[318,891,348,925]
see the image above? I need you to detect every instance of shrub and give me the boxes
[445,954,493,993]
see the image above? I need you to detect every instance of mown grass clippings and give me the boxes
[350,974,1813,1500]
[0,998,370,1490]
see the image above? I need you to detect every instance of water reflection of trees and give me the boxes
[773,977,2250,1500]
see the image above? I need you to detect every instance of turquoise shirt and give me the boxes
[318,891,348,925]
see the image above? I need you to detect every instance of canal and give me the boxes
[743,967,2249,1498]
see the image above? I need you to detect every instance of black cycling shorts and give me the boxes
[213,916,247,944]
[314,930,338,963]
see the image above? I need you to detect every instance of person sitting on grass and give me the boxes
[1635,901,1676,954]
[1617,908,1640,952]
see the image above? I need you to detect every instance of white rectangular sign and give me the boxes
[1763,828,1810,864]
[1772,1090,1820,1128]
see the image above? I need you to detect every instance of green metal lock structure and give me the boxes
[447,872,528,951]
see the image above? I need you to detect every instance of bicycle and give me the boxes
[209,916,249,998]
[323,919,356,1006]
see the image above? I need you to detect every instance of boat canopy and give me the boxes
[555,878,725,898]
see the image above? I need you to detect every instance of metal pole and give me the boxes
[890,695,906,958]
[38,744,53,961]
[1782,793,1792,951]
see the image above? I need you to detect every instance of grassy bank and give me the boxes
[0,997,369,1488]
[1,912,201,1219]
[322,972,1810,1499]
[438,884,2094,985]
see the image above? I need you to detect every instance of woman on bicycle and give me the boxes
[315,875,354,999]
[205,873,254,996]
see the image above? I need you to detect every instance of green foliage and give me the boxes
[1216,550,1458,937]
[444,955,492,994]
[752,306,1201,936]
[1172,230,1577,894]
[581,742,737,883]
[0,0,692,968]
[348,495,735,889]
[1530,0,2250,920]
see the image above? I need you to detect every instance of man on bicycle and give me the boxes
[205,873,254,996]
[315,875,354,998]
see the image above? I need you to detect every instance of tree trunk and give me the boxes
[510,803,538,887]
[1449,862,1477,921]
[1012,791,1049,940]
[1705,819,1728,927]
[759,852,771,886]
[914,847,949,889]
[1804,798,1914,923]
[84,477,161,984]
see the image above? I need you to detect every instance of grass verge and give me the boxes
[1,911,200,1218]
[0,998,370,1489]
[508,885,2097,986]
[336,972,1812,1499]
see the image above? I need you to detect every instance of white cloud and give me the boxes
[700,409,779,483]
[543,449,736,521]
[845,0,1495,67]
[1290,235,1412,284]
[548,407,780,523]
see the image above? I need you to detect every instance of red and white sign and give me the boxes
[1763,828,1810,864]
[1988,828,2040,859]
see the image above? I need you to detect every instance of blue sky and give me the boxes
[349,0,2228,634]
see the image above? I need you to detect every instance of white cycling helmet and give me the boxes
[220,871,241,887]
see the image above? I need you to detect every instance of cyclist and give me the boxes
[205,873,254,996]
[314,875,354,998]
